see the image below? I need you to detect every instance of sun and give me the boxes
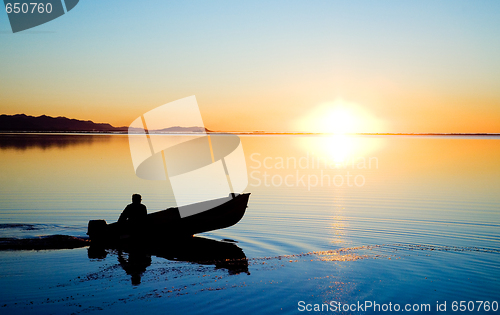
[322,108,357,134]
[296,99,385,162]
[298,100,382,134]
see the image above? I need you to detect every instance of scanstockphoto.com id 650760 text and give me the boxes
[298,300,499,312]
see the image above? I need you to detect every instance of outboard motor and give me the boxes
[87,220,108,242]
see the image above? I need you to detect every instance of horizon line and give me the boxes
[2,114,499,135]
[1,131,500,136]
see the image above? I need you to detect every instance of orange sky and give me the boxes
[1,1,499,133]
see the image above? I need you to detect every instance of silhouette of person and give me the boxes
[119,194,147,235]
[118,249,151,286]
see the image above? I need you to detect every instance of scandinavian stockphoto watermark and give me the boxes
[249,152,378,190]
[3,0,79,33]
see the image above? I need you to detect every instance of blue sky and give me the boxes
[1,0,499,132]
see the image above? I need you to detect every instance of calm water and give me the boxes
[0,134,499,314]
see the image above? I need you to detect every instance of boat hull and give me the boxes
[88,193,250,245]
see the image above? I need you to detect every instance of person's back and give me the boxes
[119,194,147,233]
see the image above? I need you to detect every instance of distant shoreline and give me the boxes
[0,131,499,136]
[2,114,498,136]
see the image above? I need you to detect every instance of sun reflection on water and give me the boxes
[299,135,385,165]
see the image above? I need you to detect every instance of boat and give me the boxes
[88,97,251,245]
[87,193,250,245]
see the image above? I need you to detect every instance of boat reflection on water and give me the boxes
[88,236,249,285]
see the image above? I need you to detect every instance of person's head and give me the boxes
[132,194,142,204]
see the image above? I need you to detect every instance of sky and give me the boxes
[1,0,499,133]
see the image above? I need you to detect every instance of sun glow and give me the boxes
[295,100,385,163]
[300,134,384,164]
[298,100,382,134]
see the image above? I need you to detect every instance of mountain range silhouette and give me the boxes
[0,114,210,133]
